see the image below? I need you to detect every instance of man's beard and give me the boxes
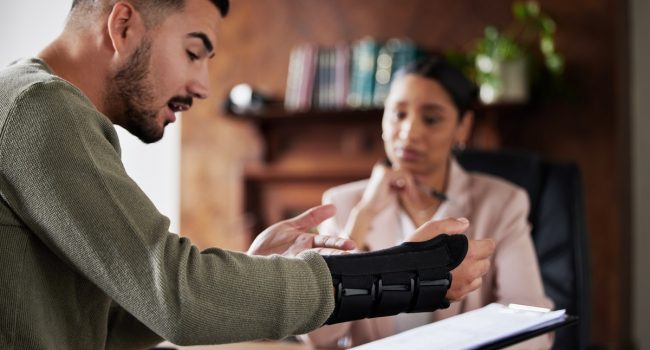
[109,40,164,144]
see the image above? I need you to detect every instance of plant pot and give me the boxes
[476,55,529,104]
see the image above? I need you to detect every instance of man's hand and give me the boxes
[447,238,495,301]
[406,217,495,303]
[247,204,356,257]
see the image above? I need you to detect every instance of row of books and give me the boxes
[284,38,420,111]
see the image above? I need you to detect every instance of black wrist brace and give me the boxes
[323,234,468,325]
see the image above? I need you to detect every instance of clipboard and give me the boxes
[350,303,577,350]
[476,314,578,350]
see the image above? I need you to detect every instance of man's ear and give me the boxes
[106,2,147,57]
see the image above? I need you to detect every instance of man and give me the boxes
[0,0,495,348]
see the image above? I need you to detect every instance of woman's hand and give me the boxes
[358,162,422,214]
[345,162,410,248]
[356,162,398,215]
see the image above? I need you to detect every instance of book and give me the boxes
[285,39,418,111]
[348,37,379,108]
[284,45,304,110]
[334,43,351,108]
[350,303,573,350]
[313,47,327,109]
[373,39,419,107]
[297,44,318,111]
[284,44,318,111]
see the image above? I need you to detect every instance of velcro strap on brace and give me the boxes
[324,234,468,324]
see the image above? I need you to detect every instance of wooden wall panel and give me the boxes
[180,0,630,347]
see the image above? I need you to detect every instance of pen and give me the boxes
[507,303,551,313]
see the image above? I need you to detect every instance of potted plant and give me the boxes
[449,1,564,104]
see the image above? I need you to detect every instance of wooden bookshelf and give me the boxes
[228,106,383,125]
[229,107,384,161]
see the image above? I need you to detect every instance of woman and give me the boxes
[303,56,552,348]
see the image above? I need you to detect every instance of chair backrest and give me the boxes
[456,149,591,350]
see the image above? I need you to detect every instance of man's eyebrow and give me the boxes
[187,32,214,53]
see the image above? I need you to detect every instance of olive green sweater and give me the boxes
[0,58,334,349]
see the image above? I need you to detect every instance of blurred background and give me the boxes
[1,0,648,349]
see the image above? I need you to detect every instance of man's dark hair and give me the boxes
[70,0,229,18]
[393,54,478,119]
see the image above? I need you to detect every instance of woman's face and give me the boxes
[382,73,472,177]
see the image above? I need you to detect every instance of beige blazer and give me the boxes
[304,159,553,349]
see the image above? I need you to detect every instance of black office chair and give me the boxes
[456,149,591,350]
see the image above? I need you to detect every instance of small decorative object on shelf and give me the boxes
[447,1,564,105]
[223,83,279,115]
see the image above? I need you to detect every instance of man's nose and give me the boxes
[188,65,210,99]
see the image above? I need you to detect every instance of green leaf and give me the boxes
[546,53,564,74]
[513,3,527,20]
[541,17,556,34]
[540,35,555,54]
[525,1,541,17]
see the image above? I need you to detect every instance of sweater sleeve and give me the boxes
[105,302,165,350]
[0,80,334,345]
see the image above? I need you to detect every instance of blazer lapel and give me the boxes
[444,158,473,223]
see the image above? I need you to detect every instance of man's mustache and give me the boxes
[168,96,193,109]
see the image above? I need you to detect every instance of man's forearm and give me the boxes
[322,234,467,324]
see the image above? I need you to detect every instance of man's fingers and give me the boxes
[451,257,491,283]
[286,204,336,230]
[464,277,483,295]
[313,234,356,250]
[467,239,496,259]
[469,259,491,279]
[447,277,483,301]
[445,238,494,301]
[448,269,485,301]
[406,217,471,242]
[310,247,350,256]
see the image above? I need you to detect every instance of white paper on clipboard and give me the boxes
[350,303,566,350]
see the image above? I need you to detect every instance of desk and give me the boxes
[157,340,321,350]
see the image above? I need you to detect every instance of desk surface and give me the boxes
[157,341,318,350]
